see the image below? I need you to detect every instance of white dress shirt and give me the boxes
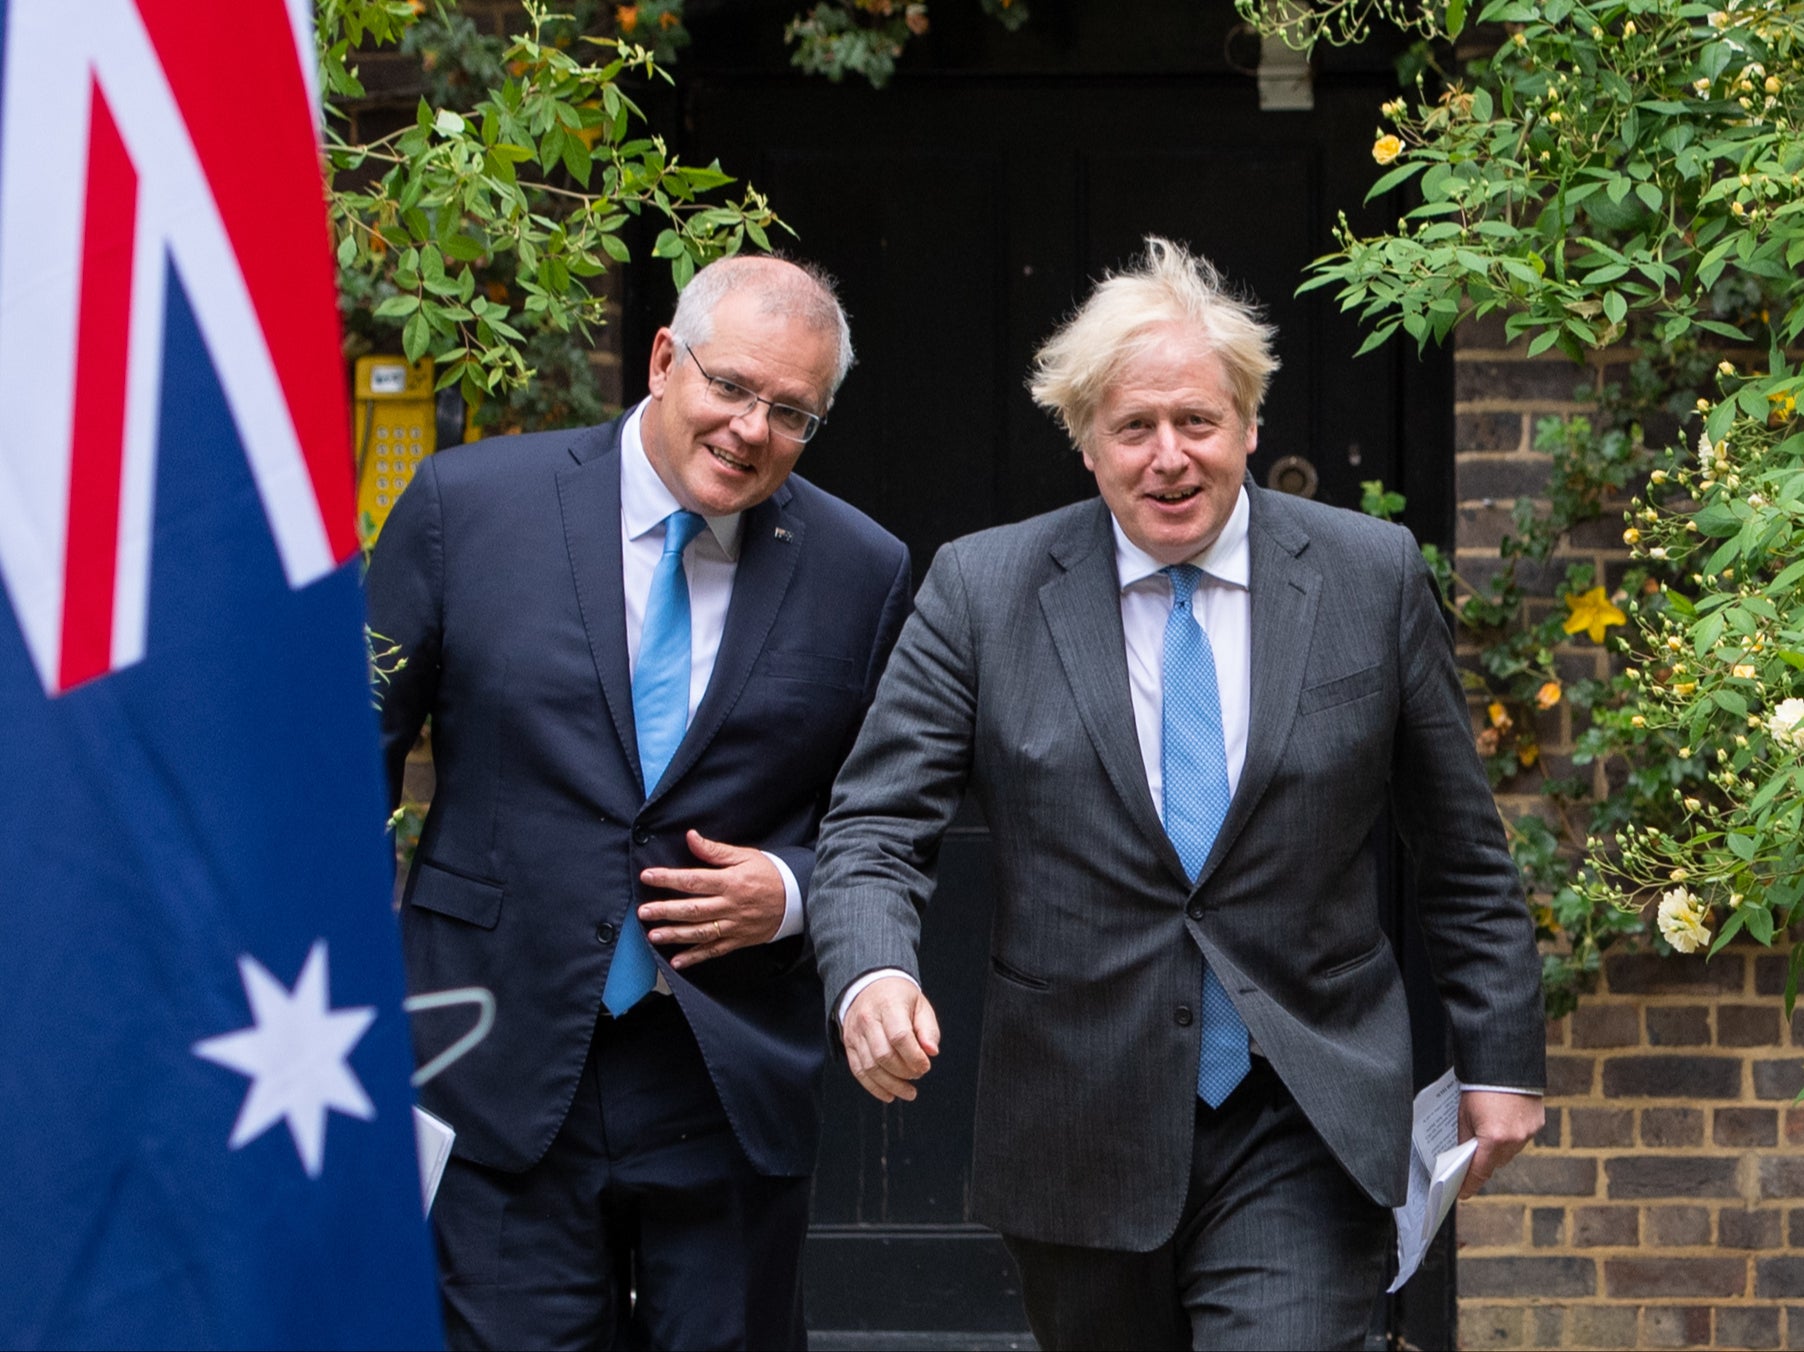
[1117,488,1252,807]
[620,403,803,942]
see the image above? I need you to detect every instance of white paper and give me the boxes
[1389,1068,1478,1292]
[413,1105,455,1216]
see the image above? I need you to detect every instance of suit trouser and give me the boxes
[431,995,811,1351]
[1004,1058,1392,1352]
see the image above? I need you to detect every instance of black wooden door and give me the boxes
[627,5,1459,1344]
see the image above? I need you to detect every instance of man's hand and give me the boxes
[638,830,785,969]
[1458,1090,1545,1199]
[842,976,941,1103]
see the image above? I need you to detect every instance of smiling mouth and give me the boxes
[1149,486,1201,503]
[708,445,754,474]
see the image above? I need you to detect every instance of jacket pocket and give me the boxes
[758,648,861,689]
[990,955,1051,991]
[1321,937,1387,979]
[409,858,503,930]
[1297,663,1383,717]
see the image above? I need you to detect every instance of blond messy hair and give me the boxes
[1029,237,1279,449]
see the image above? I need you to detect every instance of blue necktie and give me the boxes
[1161,564,1252,1108]
[605,509,706,1016]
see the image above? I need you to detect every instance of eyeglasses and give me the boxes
[681,344,824,444]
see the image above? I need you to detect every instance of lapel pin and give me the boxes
[773,526,793,543]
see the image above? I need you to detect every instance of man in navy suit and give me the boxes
[366,255,912,1350]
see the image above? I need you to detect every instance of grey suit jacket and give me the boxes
[809,486,1544,1251]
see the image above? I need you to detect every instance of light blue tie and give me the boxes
[1161,564,1252,1108]
[604,508,706,1016]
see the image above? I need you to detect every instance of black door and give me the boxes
[628,5,1458,1345]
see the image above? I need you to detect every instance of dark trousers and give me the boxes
[1005,1059,1392,1352]
[432,996,811,1351]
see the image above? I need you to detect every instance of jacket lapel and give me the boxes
[652,483,802,801]
[554,421,643,794]
[1039,500,1190,888]
[1195,488,1319,888]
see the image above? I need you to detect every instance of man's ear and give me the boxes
[646,328,679,398]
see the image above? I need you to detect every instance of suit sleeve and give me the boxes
[773,537,914,906]
[1389,530,1546,1091]
[807,542,979,1013]
[362,459,445,813]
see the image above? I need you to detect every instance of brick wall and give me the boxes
[1453,328,1804,1349]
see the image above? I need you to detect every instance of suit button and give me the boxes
[596,922,617,945]
[1175,1005,1194,1027]
[633,827,652,845]
[1187,903,1204,920]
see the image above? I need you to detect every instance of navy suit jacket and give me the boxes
[365,415,911,1177]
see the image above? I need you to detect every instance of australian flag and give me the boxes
[0,1,443,1346]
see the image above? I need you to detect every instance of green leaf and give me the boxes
[1354,322,1401,357]
[561,137,592,189]
[443,234,483,263]
[1603,291,1627,326]
[1712,906,1749,953]
[373,294,420,319]
[1745,905,1776,946]
[1446,0,1467,38]
[402,310,431,363]
[1366,160,1428,202]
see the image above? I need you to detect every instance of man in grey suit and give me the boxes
[807,238,1545,1350]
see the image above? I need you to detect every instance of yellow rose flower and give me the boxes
[1372,135,1404,166]
[1535,681,1562,710]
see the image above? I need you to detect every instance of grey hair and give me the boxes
[1029,237,1279,449]
[668,254,856,403]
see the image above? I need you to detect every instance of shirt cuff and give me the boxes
[1462,1084,1544,1096]
[761,850,804,941]
[837,968,917,1025]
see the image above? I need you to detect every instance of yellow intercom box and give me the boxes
[353,356,434,543]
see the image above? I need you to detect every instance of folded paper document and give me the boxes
[413,1106,455,1215]
[1390,1067,1478,1293]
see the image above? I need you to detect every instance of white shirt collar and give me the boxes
[619,400,743,558]
[1110,485,1251,593]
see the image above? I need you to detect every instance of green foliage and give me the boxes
[1241,0,1804,1015]
[611,0,1031,91]
[1360,479,1408,520]
[1247,0,1457,51]
[611,1,692,65]
[783,1,1028,88]
[1297,1,1804,362]
[321,1,783,414]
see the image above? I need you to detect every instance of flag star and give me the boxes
[192,939,377,1178]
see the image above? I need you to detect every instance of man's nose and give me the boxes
[729,400,772,443]
[1148,423,1186,470]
